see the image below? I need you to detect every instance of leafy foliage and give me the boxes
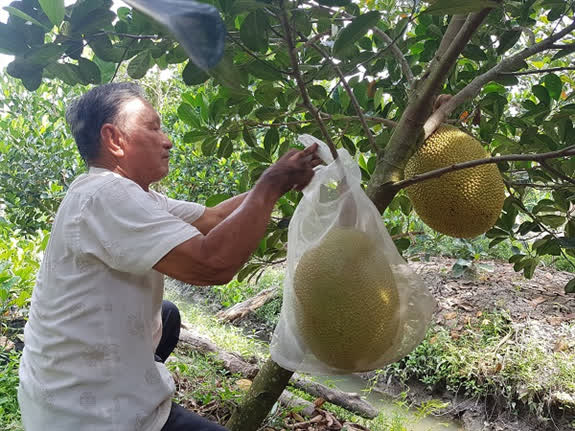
[1,0,574,290]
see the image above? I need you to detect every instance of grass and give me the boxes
[0,348,22,431]
[381,311,575,419]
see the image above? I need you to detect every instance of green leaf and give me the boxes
[497,30,521,55]
[543,73,563,101]
[183,130,209,143]
[209,54,247,89]
[424,0,499,15]
[463,45,488,61]
[90,35,125,63]
[0,23,29,55]
[264,127,279,154]
[217,138,234,159]
[182,60,210,86]
[244,60,283,81]
[4,6,51,31]
[38,0,65,26]
[552,45,575,61]
[339,135,356,156]
[539,214,565,228]
[45,62,82,85]
[250,147,272,163]
[205,193,231,207]
[201,138,218,156]
[243,128,257,147]
[522,257,538,279]
[24,43,65,65]
[78,58,101,84]
[240,10,269,52]
[333,11,380,58]
[565,278,575,294]
[532,84,550,106]
[177,103,199,127]
[127,50,152,79]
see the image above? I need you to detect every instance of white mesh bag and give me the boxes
[270,134,435,375]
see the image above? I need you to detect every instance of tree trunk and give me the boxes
[225,358,294,431]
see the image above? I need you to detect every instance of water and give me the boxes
[311,373,462,431]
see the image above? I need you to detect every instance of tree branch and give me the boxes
[433,15,467,65]
[279,3,338,159]
[227,33,292,77]
[364,24,414,84]
[425,19,575,138]
[539,160,575,185]
[92,31,159,40]
[366,10,492,212]
[390,145,575,192]
[500,66,575,76]
[295,30,330,52]
[309,42,379,154]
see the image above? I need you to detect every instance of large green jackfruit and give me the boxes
[405,124,506,239]
[293,228,400,371]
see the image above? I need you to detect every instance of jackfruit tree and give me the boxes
[2,0,575,429]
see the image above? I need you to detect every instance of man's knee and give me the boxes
[162,300,181,324]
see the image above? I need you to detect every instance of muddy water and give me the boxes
[309,373,462,430]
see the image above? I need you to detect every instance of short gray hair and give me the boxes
[65,82,146,164]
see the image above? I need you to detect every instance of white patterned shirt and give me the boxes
[18,167,204,431]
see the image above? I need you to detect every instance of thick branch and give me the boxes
[433,15,467,64]
[279,3,338,159]
[500,66,575,76]
[391,145,575,192]
[310,42,378,154]
[425,19,575,137]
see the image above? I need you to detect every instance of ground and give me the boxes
[169,255,575,430]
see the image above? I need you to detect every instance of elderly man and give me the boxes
[18,82,320,431]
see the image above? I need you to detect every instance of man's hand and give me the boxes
[258,143,323,196]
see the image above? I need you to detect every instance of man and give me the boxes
[18,82,320,431]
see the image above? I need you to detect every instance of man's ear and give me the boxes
[101,123,125,158]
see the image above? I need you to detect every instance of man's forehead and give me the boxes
[122,98,159,120]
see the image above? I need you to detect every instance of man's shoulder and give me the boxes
[67,170,151,208]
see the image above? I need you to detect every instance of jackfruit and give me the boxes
[293,228,400,371]
[405,124,505,239]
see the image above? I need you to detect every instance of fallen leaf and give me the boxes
[235,379,252,392]
[531,296,547,306]
[444,312,457,320]
[554,339,568,353]
[0,336,14,351]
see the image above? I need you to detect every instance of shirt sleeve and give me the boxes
[79,179,202,275]
[149,190,206,225]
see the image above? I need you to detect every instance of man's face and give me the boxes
[118,98,173,188]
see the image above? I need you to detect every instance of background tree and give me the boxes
[2,0,574,429]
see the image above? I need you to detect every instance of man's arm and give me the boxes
[193,192,249,235]
[154,145,321,286]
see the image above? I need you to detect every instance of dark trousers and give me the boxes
[157,301,228,431]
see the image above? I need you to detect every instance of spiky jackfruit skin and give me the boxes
[293,228,400,371]
[405,125,505,239]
